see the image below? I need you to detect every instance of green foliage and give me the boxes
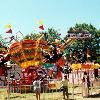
[0,35,6,46]
[43,28,62,43]
[65,23,100,63]
[24,28,62,44]
[24,33,41,40]
[23,24,99,63]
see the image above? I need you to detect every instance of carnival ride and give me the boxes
[8,34,75,83]
[0,32,99,92]
[0,33,75,85]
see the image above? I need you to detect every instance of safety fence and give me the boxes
[0,80,74,100]
[7,80,65,100]
[0,78,100,100]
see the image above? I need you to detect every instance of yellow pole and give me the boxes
[34,34,44,60]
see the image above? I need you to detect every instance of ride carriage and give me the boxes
[9,39,49,69]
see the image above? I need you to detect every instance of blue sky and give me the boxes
[0,0,100,39]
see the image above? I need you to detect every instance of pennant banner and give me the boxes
[6,29,12,33]
[39,25,44,30]
[39,20,44,25]
[5,24,12,28]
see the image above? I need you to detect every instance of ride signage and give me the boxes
[68,33,91,39]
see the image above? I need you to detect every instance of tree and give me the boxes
[24,28,62,43]
[24,28,64,63]
[42,28,62,43]
[24,33,41,40]
[64,23,100,63]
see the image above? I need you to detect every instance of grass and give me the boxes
[0,84,100,100]
[0,87,78,100]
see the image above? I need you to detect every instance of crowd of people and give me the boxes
[33,74,69,100]
[32,61,100,100]
[32,61,71,100]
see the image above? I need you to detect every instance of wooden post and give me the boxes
[77,69,79,84]
[81,69,83,97]
[7,75,10,100]
[42,84,45,100]
[72,70,74,99]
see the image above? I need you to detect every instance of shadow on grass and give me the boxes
[89,93,100,98]
[64,99,75,100]
[5,96,26,99]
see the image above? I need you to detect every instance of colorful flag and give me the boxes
[38,19,45,30]
[39,20,44,25]
[6,29,12,33]
[5,24,12,28]
[39,25,44,30]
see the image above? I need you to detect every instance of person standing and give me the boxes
[42,75,48,93]
[62,75,69,100]
[33,77,41,100]
[82,71,90,98]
